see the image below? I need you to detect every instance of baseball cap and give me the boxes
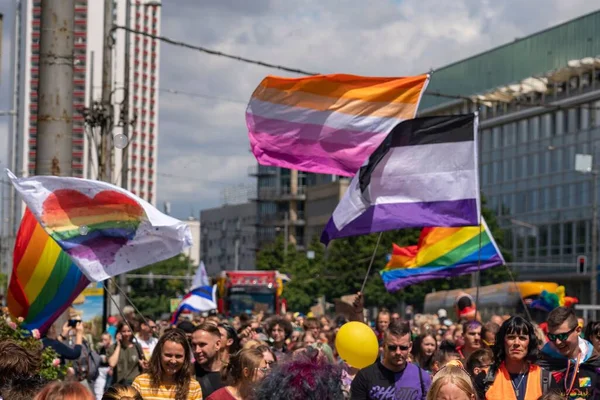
[438,309,447,318]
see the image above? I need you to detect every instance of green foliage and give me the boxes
[0,308,66,381]
[256,197,511,313]
[127,254,194,318]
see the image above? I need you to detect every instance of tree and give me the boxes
[127,254,194,319]
[255,197,511,313]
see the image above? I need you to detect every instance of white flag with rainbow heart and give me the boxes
[7,170,193,282]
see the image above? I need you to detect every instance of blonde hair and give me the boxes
[102,384,143,400]
[426,366,476,400]
[243,339,265,349]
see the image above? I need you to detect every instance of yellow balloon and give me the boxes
[335,321,379,369]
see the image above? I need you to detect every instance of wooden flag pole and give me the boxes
[360,232,384,293]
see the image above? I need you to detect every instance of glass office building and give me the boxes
[419,10,600,302]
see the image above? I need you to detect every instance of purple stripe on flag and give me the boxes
[382,255,504,292]
[321,199,478,245]
[247,113,388,176]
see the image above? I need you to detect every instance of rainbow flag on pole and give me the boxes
[7,209,90,333]
[380,219,504,292]
[246,73,430,176]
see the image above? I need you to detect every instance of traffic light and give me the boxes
[577,255,587,274]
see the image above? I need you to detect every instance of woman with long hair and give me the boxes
[34,381,95,400]
[108,322,145,386]
[132,329,202,400]
[584,321,600,353]
[411,332,438,372]
[102,384,143,400]
[206,348,270,400]
[478,316,547,400]
[426,366,476,400]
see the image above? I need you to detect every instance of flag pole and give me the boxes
[474,109,482,313]
[360,232,383,293]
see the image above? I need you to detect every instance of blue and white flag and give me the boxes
[171,285,217,323]
[191,261,210,289]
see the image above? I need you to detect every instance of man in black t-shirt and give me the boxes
[191,323,224,398]
[351,322,431,400]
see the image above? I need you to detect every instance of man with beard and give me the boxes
[537,307,600,399]
[457,321,483,360]
[351,321,431,400]
[191,323,224,398]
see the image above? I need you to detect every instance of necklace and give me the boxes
[510,365,528,398]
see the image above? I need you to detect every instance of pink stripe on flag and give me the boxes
[247,113,387,176]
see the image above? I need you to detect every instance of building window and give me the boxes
[529,116,540,141]
[541,113,553,138]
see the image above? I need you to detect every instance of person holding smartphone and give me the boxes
[41,319,84,365]
[107,322,146,386]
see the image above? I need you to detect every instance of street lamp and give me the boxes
[575,153,598,316]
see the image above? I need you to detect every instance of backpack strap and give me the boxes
[482,365,498,394]
[417,364,425,400]
[541,368,551,393]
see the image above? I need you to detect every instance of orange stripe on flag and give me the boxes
[256,74,429,105]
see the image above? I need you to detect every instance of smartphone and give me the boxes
[255,327,263,334]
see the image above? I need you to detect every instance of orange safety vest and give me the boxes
[486,363,542,400]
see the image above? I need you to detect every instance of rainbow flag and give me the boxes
[7,170,192,282]
[7,209,90,333]
[380,219,504,292]
[246,73,429,176]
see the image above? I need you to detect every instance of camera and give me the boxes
[68,319,80,328]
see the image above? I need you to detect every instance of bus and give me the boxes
[423,281,559,323]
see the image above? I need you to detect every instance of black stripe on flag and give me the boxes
[358,114,475,193]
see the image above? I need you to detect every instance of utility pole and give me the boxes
[120,0,131,191]
[283,211,289,260]
[100,0,114,330]
[118,0,132,314]
[36,0,74,176]
[592,170,598,320]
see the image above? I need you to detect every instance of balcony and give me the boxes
[258,211,306,227]
[253,186,307,202]
[248,165,277,177]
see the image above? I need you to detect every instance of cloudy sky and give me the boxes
[0,1,598,220]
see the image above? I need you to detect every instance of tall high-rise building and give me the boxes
[7,0,161,237]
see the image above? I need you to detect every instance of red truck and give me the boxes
[216,271,288,316]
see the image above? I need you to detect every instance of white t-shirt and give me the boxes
[135,335,158,360]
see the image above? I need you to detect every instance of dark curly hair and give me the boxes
[148,329,193,400]
[267,316,293,339]
[584,321,600,344]
[491,316,539,368]
[255,347,344,400]
[0,339,43,387]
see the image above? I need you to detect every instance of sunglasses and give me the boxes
[387,344,410,352]
[547,326,577,342]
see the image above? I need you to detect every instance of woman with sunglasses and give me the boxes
[537,307,600,399]
[206,348,271,400]
[477,316,550,400]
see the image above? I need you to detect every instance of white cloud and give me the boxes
[1,1,597,218]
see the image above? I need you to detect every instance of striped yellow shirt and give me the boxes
[132,373,203,399]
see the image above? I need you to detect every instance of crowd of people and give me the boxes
[2,294,600,399]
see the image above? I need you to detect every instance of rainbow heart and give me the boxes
[41,189,145,265]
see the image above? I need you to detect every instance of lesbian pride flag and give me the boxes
[7,170,192,282]
[246,73,429,176]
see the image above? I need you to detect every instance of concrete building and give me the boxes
[185,218,200,266]
[418,10,600,303]
[305,179,350,245]
[200,202,257,277]
[6,0,161,237]
[250,165,342,249]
